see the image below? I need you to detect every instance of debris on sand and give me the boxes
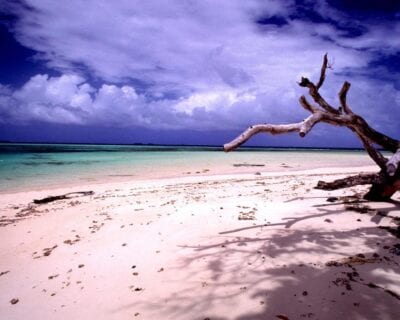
[33,191,94,204]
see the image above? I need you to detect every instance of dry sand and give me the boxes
[0,165,399,320]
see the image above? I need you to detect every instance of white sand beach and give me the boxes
[0,165,399,320]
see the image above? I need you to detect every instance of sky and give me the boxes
[0,0,399,147]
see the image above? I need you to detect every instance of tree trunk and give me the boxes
[365,180,400,201]
[224,54,400,201]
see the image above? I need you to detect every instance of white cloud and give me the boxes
[174,90,256,115]
[3,74,89,124]
[15,74,91,107]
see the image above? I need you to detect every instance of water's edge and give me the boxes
[0,143,377,193]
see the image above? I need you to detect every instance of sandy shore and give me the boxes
[0,165,399,320]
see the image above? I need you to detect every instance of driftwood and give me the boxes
[33,191,94,204]
[233,163,265,167]
[224,54,400,201]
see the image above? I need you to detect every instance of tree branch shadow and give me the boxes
[118,194,400,319]
[170,227,399,319]
[219,196,400,236]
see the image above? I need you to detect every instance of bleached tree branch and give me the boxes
[223,113,324,152]
[224,54,400,200]
[387,149,400,176]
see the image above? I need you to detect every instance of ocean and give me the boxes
[0,143,376,193]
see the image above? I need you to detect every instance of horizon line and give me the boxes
[0,141,369,151]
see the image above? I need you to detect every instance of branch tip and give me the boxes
[316,54,329,90]
[339,81,353,114]
[298,77,311,87]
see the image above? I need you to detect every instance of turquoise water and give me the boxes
[0,143,376,193]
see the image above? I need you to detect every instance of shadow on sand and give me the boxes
[164,197,398,319]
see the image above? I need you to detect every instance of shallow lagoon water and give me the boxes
[0,143,376,193]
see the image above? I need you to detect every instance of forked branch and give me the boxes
[224,55,400,200]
